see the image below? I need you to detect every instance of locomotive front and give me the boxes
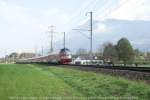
[59,48,72,64]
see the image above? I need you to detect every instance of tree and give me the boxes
[145,52,150,62]
[134,49,144,60]
[117,38,134,65]
[8,52,19,62]
[103,43,118,65]
[134,49,145,66]
[9,52,18,58]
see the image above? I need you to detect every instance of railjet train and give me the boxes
[16,48,72,64]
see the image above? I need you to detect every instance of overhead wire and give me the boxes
[99,0,145,20]
[65,0,97,25]
[96,0,130,19]
[70,0,113,40]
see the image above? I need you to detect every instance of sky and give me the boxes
[0,0,150,57]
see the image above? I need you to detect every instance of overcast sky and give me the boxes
[0,0,150,57]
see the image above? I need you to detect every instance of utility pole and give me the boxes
[48,25,55,53]
[86,11,93,58]
[63,32,66,49]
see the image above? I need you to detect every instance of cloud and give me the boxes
[94,23,110,33]
[0,1,71,56]
[0,1,44,51]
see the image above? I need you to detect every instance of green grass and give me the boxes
[0,64,150,100]
[0,64,82,100]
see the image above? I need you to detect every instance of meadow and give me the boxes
[0,64,150,100]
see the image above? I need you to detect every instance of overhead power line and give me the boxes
[95,0,130,19]
[72,29,90,39]
[66,0,98,28]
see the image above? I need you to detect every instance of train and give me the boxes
[16,48,72,64]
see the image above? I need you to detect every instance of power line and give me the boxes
[66,0,98,28]
[70,0,129,30]
[69,0,113,34]
[112,0,141,18]
[72,29,90,39]
[94,1,114,16]
[88,0,105,12]
[95,0,130,19]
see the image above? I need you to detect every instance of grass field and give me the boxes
[0,64,150,100]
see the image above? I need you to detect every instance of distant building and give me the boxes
[72,56,104,65]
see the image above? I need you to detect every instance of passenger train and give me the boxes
[16,48,72,64]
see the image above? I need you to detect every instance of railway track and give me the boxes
[18,62,150,73]
[51,64,150,84]
[55,64,150,73]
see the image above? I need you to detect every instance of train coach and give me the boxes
[16,48,72,64]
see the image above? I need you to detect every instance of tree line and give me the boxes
[0,52,36,63]
[103,37,134,66]
[76,37,150,66]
